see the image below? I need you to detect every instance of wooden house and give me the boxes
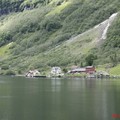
[69,68,86,73]
[69,66,96,74]
[85,66,96,74]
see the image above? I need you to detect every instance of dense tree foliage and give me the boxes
[85,54,97,66]
[0,0,51,15]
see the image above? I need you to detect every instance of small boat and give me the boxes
[33,75,46,78]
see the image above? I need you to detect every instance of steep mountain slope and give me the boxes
[94,13,120,65]
[0,0,120,74]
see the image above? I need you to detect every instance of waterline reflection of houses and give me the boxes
[51,79,61,92]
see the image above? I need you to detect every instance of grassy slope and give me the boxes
[43,19,110,65]
[0,42,13,58]
[110,64,120,75]
[96,64,120,75]
[0,0,120,74]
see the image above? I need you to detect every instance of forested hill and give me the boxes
[0,0,49,15]
[0,0,120,74]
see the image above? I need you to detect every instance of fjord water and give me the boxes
[0,76,120,120]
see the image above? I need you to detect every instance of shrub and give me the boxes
[4,70,16,75]
[1,65,9,70]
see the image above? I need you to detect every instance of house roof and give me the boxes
[71,68,86,72]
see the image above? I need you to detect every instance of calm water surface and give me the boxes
[0,76,120,120]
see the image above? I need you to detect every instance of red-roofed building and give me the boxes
[86,66,96,74]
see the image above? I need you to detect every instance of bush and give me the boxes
[4,70,16,75]
[85,54,97,66]
[63,68,68,73]
[1,65,9,70]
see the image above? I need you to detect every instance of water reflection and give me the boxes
[0,76,120,120]
[51,78,61,92]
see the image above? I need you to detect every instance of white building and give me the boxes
[51,67,64,77]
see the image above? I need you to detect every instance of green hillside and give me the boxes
[0,0,120,74]
[0,0,49,15]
